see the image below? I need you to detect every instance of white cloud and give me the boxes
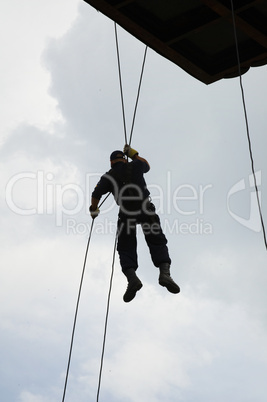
[1,2,267,402]
[0,0,80,140]
[19,391,53,402]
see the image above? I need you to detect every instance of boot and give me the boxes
[123,268,143,303]
[159,263,180,294]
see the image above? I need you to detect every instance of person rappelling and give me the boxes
[89,145,180,302]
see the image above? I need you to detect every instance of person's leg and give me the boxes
[141,206,180,294]
[158,262,180,294]
[117,217,142,302]
[141,209,171,267]
[117,217,138,270]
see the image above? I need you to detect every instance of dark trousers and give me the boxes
[117,203,171,273]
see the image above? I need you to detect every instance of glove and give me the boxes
[123,144,138,159]
[89,206,100,219]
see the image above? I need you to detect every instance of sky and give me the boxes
[1,1,267,401]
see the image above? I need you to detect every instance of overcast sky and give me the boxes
[1,1,267,401]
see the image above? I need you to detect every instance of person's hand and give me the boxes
[89,206,100,219]
[123,144,138,159]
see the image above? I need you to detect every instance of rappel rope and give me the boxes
[129,45,148,147]
[95,23,148,402]
[96,228,118,402]
[230,0,267,250]
[61,23,148,402]
[61,218,95,402]
[61,195,110,402]
[114,22,127,145]
[62,4,266,400]
[114,22,148,148]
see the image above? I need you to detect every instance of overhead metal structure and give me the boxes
[84,0,267,84]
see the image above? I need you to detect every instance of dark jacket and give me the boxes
[92,159,150,212]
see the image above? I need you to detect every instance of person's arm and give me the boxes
[124,144,150,169]
[132,153,150,169]
[90,196,99,211]
[89,175,109,218]
[89,196,100,219]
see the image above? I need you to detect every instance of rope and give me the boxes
[129,46,148,147]
[61,219,95,402]
[96,227,118,401]
[95,24,148,401]
[62,24,147,402]
[99,192,111,208]
[230,0,267,249]
[61,190,114,402]
[114,23,148,148]
[114,22,128,145]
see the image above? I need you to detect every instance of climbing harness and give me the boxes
[230,0,267,250]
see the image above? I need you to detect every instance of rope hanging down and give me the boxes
[62,24,148,402]
[114,22,127,145]
[230,0,267,250]
[95,24,148,401]
[114,22,148,146]
[129,45,148,147]
[96,228,118,402]
[61,194,111,402]
[61,218,95,402]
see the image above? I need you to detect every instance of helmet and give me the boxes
[110,150,125,162]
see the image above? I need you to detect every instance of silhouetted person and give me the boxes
[90,145,180,302]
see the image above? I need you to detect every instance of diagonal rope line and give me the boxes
[114,23,148,148]
[61,194,114,401]
[96,226,118,402]
[95,25,148,401]
[61,219,95,402]
[129,45,148,147]
[99,192,111,208]
[114,22,128,145]
[230,0,267,249]
[62,24,147,402]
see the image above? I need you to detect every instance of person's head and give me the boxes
[110,150,127,166]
